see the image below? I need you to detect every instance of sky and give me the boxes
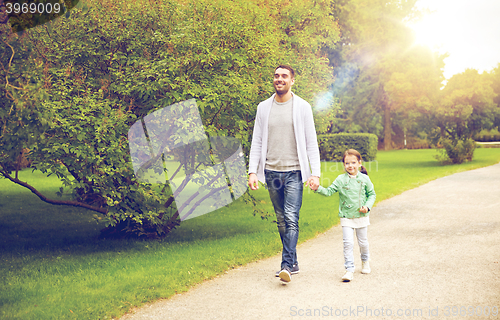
[408,0,500,79]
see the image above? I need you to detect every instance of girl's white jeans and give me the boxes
[342,226,369,272]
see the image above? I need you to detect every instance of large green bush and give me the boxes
[318,133,378,161]
[0,0,339,238]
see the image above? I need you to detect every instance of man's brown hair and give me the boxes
[275,65,295,78]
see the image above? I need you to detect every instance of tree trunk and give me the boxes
[377,83,392,151]
[384,103,392,150]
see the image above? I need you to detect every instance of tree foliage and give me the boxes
[326,0,446,150]
[433,69,497,164]
[0,0,339,238]
[485,63,500,129]
[326,0,500,157]
[437,69,497,141]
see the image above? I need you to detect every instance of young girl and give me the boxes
[313,149,376,282]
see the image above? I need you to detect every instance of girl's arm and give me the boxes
[315,176,342,197]
[364,179,376,209]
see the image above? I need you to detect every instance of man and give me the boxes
[248,65,320,282]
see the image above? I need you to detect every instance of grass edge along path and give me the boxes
[1,149,500,319]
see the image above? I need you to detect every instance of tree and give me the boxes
[485,64,500,130]
[0,0,340,238]
[437,69,497,140]
[382,46,445,147]
[434,69,497,163]
[324,0,445,149]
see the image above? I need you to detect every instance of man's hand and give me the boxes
[248,173,259,190]
[306,175,319,191]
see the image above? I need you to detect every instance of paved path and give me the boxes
[121,164,500,320]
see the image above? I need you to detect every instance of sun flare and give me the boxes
[409,15,444,50]
[408,0,500,79]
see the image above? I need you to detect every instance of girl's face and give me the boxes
[343,154,361,175]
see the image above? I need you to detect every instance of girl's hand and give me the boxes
[359,206,369,214]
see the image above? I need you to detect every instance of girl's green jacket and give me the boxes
[315,172,376,219]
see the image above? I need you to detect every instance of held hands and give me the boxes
[306,175,319,191]
[249,174,320,191]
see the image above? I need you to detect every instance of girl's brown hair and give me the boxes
[342,149,368,175]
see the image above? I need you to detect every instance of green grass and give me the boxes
[1,148,500,319]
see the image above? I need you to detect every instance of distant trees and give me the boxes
[325,0,499,163]
[486,64,500,129]
[436,69,497,141]
[324,0,445,150]
[433,69,497,163]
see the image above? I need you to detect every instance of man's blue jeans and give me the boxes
[265,170,303,270]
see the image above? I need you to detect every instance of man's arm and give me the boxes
[303,101,321,188]
[248,103,263,189]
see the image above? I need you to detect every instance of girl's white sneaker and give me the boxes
[342,271,354,282]
[361,261,371,274]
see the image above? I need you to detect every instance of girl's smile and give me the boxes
[344,154,361,175]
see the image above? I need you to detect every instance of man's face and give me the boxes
[273,68,295,95]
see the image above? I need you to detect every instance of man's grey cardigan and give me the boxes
[248,92,321,183]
